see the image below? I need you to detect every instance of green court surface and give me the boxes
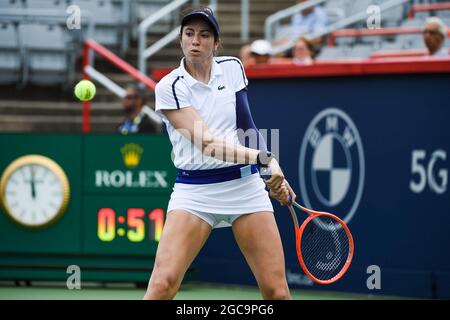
[0,282,406,300]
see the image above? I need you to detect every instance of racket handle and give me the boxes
[259,167,272,180]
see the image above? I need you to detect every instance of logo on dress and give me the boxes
[217,85,226,91]
[298,108,365,225]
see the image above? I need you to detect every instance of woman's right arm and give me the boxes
[162,107,260,165]
[162,107,287,194]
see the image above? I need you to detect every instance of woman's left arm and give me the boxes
[235,88,267,151]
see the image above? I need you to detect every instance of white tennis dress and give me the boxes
[155,56,273,228]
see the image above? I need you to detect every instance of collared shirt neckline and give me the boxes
[179,57,223,88]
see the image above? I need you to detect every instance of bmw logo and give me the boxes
[299,108,365,224]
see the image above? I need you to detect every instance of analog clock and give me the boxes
[0,155,70,229]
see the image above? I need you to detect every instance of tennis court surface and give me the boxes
[0,282,408,300]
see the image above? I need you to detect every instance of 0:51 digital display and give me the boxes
[97,208,164,243]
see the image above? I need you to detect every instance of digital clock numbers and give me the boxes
[97,208,164,242]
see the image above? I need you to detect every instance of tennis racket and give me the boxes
[260,168,354,284]
[287,200,354,285]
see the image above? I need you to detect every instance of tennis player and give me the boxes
[143,7,296,300]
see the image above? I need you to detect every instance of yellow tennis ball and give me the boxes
[74,80,96,101]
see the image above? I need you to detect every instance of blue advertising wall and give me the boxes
[194,71,450,299]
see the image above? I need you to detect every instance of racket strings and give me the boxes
[300,215,350,281]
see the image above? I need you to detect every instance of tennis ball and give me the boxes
[74,80,96,101]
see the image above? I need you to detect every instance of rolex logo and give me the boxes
[120,143,143,168]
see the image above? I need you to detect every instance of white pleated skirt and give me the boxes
[167,173,274,228]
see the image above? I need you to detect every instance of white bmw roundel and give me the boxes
[299,108,365,225]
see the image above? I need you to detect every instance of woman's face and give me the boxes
[293,39,312,60]
[181,19,218,63]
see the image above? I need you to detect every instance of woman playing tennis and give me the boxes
[143,7,296,300]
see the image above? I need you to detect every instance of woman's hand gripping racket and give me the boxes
[260,168,354,285]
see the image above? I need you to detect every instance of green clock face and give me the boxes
[0,155,70,229]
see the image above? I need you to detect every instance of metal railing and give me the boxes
[327,26,450,47]
[0,7,94,36]
[264,0,327,42]
[241,0,250,42]
[138,0,217,75]
[82,39,159,134]
[408,2,450,19]
[267,0,411,55]
[0,8,94,88]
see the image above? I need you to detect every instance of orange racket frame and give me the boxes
[288,202,355,285]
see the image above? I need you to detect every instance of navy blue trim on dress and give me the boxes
[176,164,259,184]
[216,58,247,89]
[172,76,183,109]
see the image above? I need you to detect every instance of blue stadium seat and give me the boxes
[134,0,171,23]
[396,33,424,48]
[23,0,70,9]
[380,40,407,50]
[317,46,351,59]
[0,0,24,9]
[335,35,356,46]
[401,18,426,27]
[382,5,405,27]
[18,23,74,86]
[436,10,450,20]
[325,0,352,17]
[415,10,431,20]
[348,44,374,58]
[71,0,128,54]
[360,34,384,46]
[347,0,373,16]
[410,36,427,49]
[0,22,21,84]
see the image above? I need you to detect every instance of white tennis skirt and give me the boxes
[167,173,273,227]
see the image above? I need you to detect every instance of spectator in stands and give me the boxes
[239,43,256,66]
[271,0,327,55]
[292,37,316,65]
[290,0,327,46]
[423,17,449,57]
[249,39,272,64]
[118,84,161,134]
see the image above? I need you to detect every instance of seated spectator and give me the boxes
[423,17,449,57]
[249,39,273,64]
[290,0,327,46]
[271,0,327,55]
[239,43,256,66]
[292,37,316,65]
[118,84,161,134]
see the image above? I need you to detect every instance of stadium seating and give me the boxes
[348,43,375,58]
[18,23,75,86]
[70,0,128,53]
[316,0,450,60]
[23,0,70,9]
[0,22,21,84]
[133,0,173,26]
[129,0,178,42]
[317,46,351,59]
[0,0,23,9]
[380,40,406,50]
[0,0,449,134]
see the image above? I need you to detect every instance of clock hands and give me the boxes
[30,166,36,199]
[24,166,43,200]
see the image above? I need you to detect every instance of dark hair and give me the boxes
[296,37,317,59]
[126,83,146,104]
